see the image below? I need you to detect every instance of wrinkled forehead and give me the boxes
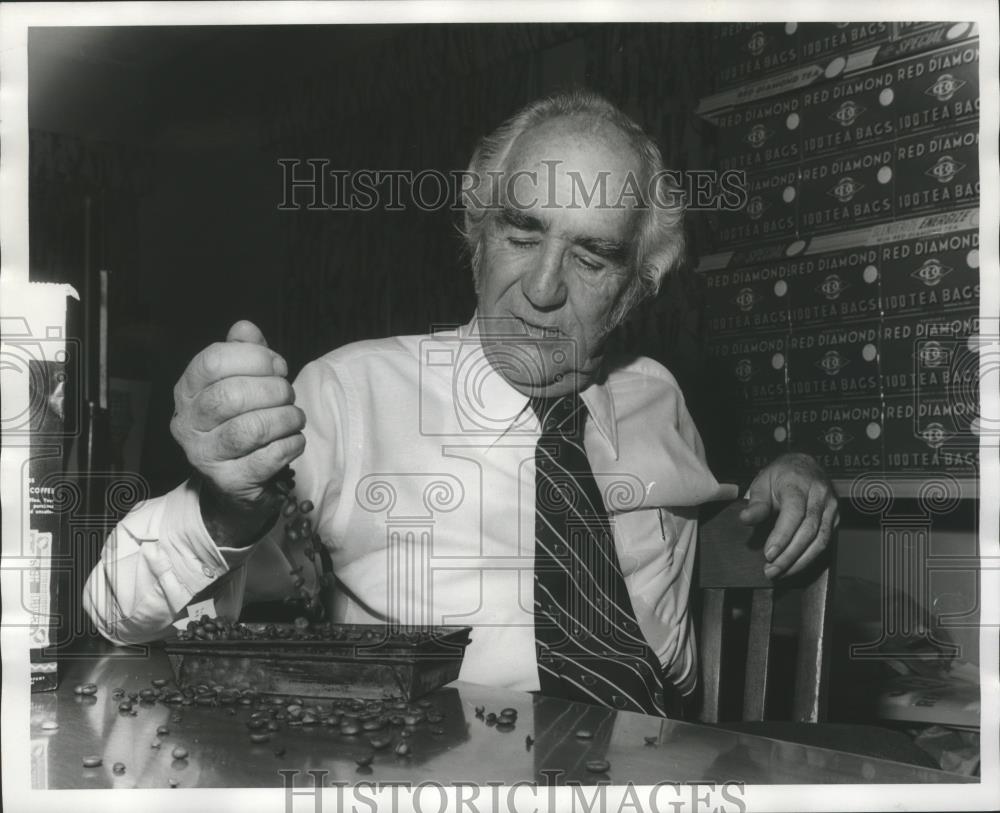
[501,115,644,237]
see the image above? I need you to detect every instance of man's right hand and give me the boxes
[170,320,306,547]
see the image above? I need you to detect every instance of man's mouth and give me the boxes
[513,317,562,339]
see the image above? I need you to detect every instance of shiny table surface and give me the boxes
[30,645,972,788]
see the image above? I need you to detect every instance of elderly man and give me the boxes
[84,91,837,717]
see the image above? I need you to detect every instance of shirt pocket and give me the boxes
[610,507,674,579]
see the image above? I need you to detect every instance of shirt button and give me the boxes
[201,565,215,578]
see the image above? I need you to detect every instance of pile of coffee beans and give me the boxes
[172,614,439,645]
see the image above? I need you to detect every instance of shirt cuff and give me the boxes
[153,478,257,595]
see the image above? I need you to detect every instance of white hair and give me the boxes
[461,89,687,329]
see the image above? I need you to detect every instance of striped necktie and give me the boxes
[531,393,675,717]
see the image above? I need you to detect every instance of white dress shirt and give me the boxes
[84,316,735,695]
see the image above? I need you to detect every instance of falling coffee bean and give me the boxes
[249,733,272,744]
[112,762,126,775]
[168,778,179,788]
[157,726,170,736]
[41,721,59,731]
[585,759,610,774]
[171,746,188,760]
[394,742,411,757]
[575,729,593,740]
[355,754,374,768]
[82,755,102,768]
[644,736,658,746]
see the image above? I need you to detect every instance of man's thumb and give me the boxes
[226,320,268,346]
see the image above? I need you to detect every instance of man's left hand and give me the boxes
[739,452,839,579]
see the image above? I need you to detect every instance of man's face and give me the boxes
[475,115,640,398]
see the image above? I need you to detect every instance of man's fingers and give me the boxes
[760,488,807,563]
[783,497,838,577]
[237,433,307,484]
[765,483,825,576]
[192,376,295,429]
[739,498,772,525]
[180,341,288,396]
[212,405,306,460]
[226,320,268,346]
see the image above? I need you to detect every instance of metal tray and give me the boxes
[164,623,472,701]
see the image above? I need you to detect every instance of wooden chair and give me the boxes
[693,498,834,723]
[688,499,941,768]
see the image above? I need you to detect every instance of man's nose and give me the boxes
[521,243,567,310]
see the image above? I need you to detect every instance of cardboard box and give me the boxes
[784,244,882,324]
[718,23,799,89]
[892,41,980,132]
[882,394,979,474]
[878,227,980,317]
[0,281,79,693]
[789,398,883,473]
[702,261,791,334]
[895,123,979,216]
[704,331,789,403]
[734,404,791,476]
[879,310,980,396]
[715,165,799,247]
[796,22,893,63]
[715,94,801,172]
[799,62,897,156]
[787,322,881,401]
[799,144,894,235]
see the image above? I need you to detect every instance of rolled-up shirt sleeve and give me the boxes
[83,357,347,646]
[83,477,258,645]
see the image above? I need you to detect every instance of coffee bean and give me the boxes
[585,759,610,773]
[249,733,272,744]
[394,742,410,756]
[118,702,133,713]
[525,735,534,750]
[41,721,59,731]
[496,722,515,733]
[82,756,102,768]
[369,736,391,750]
[171,746,188,760]
[355,754,374,768]
[644,736,657,746]
[81,684,98,696]
[340,722,361,735]
[283,500,299,517]
[575,729,593,740]
[362,719,384,731]
[247,719,268,731]
[112,762,126,775]
[168,778,179,788]
[299,500,314,514]
[500,708,518,718]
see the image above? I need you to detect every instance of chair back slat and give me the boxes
[698,588,726,723]
[742,588,773,721]
[792,568,833,722]
[696,499,833,725]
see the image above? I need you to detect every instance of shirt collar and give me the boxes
[450,314,620,458]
